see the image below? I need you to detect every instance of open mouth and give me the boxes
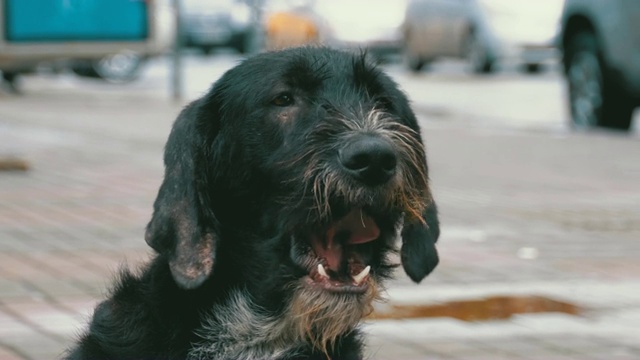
[294,208,380,294]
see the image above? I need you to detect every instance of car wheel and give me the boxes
[93,51,145,83]
[201,46,214,55]
[566,31,634,130]
[405,51,427,73]
[231,32,250,54]
[466,32,494,74]
[524,63,541,74]
[1,71,20,93]
[233,41,247,54]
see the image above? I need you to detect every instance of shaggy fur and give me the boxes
[66,46,440,360]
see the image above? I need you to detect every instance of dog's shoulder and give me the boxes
[66,259,198,359]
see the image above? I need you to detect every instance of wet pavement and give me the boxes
[1,54,639,359]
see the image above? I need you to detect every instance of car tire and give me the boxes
[405,51,427,73]
[466,32,494,74]
[565,31,634,130]
[231,33,250,54]
[71,61,101,78]
[201,46,214,55]
[524,63,541,74]
[73,52,144,83]
[92,52,144,83]
[1,71,20,93]
[233,42,247,54]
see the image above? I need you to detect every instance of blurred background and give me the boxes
[1,0,640,359]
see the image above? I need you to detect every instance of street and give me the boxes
[1,52,639,359]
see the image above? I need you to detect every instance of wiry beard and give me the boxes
[286,277,381,355]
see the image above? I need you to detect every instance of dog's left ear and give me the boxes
[145,100,220,290]
[401,201,440,283]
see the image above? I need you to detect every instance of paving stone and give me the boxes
[0,346,25,360]
[0,280,32,300]
[366,337,444,360]
[0,309,33,338]
[1,333,67,360]
[1,298,77,338]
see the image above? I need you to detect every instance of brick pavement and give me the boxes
[1,67,639,359]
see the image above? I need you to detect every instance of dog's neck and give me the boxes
[188,289,306,359]
[188,286,373,359]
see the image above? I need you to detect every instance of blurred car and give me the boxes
[559,0,640,131]
[263,0,322,51]
[180,0,252,54]
[403,0,564,73]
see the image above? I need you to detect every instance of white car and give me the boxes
[560,0,640,131]
[403,0,564,73]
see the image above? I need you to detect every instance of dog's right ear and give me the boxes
[145,100,220,290]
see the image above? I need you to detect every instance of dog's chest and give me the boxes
[187,291,304,360]
[188,339,301,360]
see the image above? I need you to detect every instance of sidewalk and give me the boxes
[1,66,639,359]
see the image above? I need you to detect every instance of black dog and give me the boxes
[66,46,440,360]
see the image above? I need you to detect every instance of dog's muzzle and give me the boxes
[290,135,401,294]
[292,208,379,294]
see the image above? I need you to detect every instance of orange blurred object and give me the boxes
[265,11,319,50]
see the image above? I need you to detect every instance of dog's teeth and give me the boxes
[317,264,329,279]
[352,266,371,285]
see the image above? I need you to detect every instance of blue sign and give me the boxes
[4,0,149,42]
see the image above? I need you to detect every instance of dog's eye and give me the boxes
[271,93,294,107]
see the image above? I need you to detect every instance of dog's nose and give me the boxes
[339,135,397,186]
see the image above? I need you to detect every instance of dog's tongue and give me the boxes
[311,209,379,271]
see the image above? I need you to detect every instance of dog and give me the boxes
[66,46,440,360]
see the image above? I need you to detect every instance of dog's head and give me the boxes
[145,46,439,348]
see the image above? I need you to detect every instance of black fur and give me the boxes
[66,47,439,360]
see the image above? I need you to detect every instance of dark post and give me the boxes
[247,0,265,54]
[171,0,183,100]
